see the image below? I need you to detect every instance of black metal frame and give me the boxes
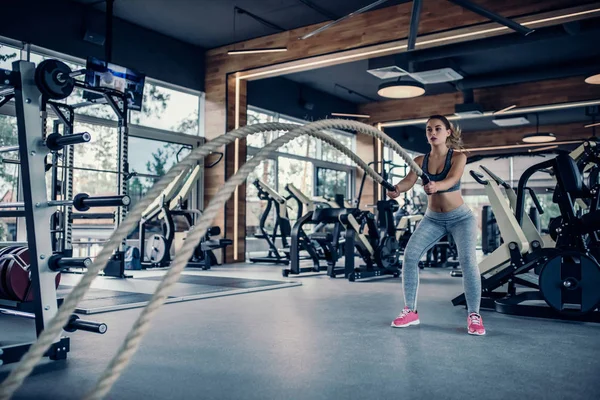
[249,180,291,265]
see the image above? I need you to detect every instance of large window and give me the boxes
[128,137,192,206]
[246,159,277,236]
[0,39,204,252]
[316,168,349,198]
[245,107,355,239]
[130,83,200,135]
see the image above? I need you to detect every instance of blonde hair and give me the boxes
[427,115,464,150]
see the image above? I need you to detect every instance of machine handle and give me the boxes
[480,165,510,189]
[470,170,488,185]
[205,151,224,168]
[73,193,131,211]
[525,187,544,215]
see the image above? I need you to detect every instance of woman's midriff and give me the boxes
[427,191,464,213]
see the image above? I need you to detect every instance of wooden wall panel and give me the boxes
[359,92,462,124]
[475,77,600,111]
[462,122,591,149]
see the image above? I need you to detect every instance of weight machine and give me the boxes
[139,151,231,270]
[283,186,345,277]
[452,140,600,321]
[0,59,131,365]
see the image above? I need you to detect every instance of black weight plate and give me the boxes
[34,59,75,100]
[376,236,400,270]
[539,252,600,315]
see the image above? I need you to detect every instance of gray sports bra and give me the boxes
[422,149,461,193]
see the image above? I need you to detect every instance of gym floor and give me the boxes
[1,264,599,400]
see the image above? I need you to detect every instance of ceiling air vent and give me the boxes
[492,116,530,127]
[411,68,463,84]
[366,65,408,80]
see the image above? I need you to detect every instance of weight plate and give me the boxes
[0,246,21,300]
[4,247,61,302]
[5,247,31,301]
[34,59,75,100]
[146,234,168,264]
[539,252,600,315]
[376,236,400,270]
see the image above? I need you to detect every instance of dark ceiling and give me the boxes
[282,19,600,105]
[71,0,408,49]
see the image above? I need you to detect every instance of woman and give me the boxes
[387,115,485,336]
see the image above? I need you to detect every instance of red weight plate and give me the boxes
[5,248,62,302]
[0,246,21,300]
[5,247,31,301]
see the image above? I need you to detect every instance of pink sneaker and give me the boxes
[391,307,420,328]
[468,313,486,336]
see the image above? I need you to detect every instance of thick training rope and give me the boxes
[0,119,422,400]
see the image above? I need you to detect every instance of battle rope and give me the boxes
[0,119,423,400]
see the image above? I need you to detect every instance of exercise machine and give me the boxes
[283,184,344,277]
[139,152,231,270]
[453,143,600,321]
[249,179,292,264]
[1,59,114,365]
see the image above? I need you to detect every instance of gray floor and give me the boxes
[1,264,600,400]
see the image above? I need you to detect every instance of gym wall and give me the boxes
[0,0,205,92]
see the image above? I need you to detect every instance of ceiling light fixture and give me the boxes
[493,104,517,114]
[522,113,556,143]
[377,80,425,99]
[523,132,556,143]
[585,122,600,128]
[585,73,600,84]
[331,112,371,118]
[228,48,288,55]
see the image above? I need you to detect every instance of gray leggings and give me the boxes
[402,204,481,314]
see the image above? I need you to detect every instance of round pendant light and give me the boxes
[522,132,556,143]
[585,73,600,85]
[377,80,425,99]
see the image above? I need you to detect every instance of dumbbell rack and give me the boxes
[0,60,110,366]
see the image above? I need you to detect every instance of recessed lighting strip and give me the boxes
[228,48,288,55]
[493,104,517,114]
[331,112,371,118]
[459,139,584,152]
